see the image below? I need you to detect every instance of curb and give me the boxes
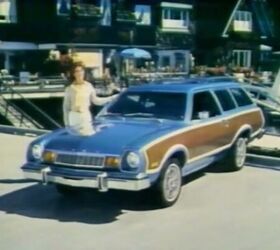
[246,153,280,170]
[0,125,50,137]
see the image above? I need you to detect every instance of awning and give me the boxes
[160,2,193,9]
[260,44,272,51]
[38,43,158,50]
[0,42,37,51]
[120,48,151,59]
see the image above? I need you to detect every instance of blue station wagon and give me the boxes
[22,77,265,207]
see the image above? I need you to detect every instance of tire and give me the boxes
[152,159,182,208]
[225,137,247,171]
[55,184,77,196]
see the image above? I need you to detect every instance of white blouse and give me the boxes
[63,81,114,126]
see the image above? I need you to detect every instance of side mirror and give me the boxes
[198,111,210,120]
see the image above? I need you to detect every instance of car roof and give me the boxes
[127,77,241,93]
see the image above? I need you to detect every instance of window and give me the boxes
[56,0,71,16]
[161,56,171,67]
[234,10,252,32]
[100,0,111,26]
[230,88,253,107]
[107,92,187,120]
[175,52,186,70]
[214,90,236,111]
[192,92,221,120]
[161,8,189,30]
[135,5,151,25]
[232,50,251,68]
[0,0,17,23]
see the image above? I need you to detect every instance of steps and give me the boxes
[0,95,42,129]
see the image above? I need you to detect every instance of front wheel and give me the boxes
[152,159,182,208]
[225,137,247,171]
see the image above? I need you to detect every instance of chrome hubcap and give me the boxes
[235,138,247,167]
[163,164,181,202]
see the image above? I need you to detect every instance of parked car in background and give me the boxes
[22,77,265,207]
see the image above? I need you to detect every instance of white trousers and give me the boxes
[68,111,95,136]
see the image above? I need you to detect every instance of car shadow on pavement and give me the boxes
[0,172,204,225]
[205,162,231,173]
[0,179,36,184]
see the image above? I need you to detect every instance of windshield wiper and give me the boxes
[124,113,155,117]
[98,112,123,118]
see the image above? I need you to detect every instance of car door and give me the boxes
[213,89,239,145]
[185,90,229,161]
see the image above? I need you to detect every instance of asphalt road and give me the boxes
[0,133,280,250]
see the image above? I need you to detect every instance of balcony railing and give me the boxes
[233,20,252,32]
[162,19,189,32]
[116,10,136,23]
[72,4,101,19]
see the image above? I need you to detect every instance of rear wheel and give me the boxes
[152,159,182,208]
[225,137,247,171]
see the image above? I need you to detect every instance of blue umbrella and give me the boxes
[120,48,151,59]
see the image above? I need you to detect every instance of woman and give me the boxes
[63,62,117,136]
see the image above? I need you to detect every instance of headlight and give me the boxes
[126,152,140,169]
[32,144,43,160]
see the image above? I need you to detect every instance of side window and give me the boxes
[192,91,221,120]
[214,89,236,111]
[230,88,253,107]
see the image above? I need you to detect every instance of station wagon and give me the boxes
[22,77,265,207]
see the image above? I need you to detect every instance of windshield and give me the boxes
[104,91,187,120]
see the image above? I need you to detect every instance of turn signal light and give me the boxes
[43,151,57,163]
[105,157,120,167]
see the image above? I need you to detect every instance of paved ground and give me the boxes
[250,134,280,148]
[0,133,280,250]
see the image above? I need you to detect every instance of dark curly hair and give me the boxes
[69,61,86,83]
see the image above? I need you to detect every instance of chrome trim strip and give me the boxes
[23,170,150,191]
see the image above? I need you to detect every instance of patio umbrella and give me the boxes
[120,48,151,59]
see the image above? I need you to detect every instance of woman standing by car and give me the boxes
[63,62,117,136]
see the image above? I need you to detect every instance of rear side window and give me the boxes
[230,88,253,107]
[214,90,236,111]
[192,91,221,119]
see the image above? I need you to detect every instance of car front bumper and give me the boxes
[22,164,151,192]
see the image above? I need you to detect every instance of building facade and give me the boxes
[195,0,275,72]
[0,0,195,77]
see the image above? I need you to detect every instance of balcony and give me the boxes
[116,10,136,23]
[161,19,190,33]
[233,20,252,32]
[72,4,102,20]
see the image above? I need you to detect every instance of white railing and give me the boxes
[162,19,188,30]
[233,20,252,32]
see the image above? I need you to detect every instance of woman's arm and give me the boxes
[63,87,71,126]
[90,85,117,106]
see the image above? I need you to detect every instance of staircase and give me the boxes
[0,86,61,130]
[0,95,42,129]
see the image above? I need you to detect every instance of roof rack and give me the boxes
[148,76,237,86]
[205,76,236,83]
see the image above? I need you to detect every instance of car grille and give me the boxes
[55,153,105,168]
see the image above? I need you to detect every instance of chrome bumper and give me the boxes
[23,168,150,192]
